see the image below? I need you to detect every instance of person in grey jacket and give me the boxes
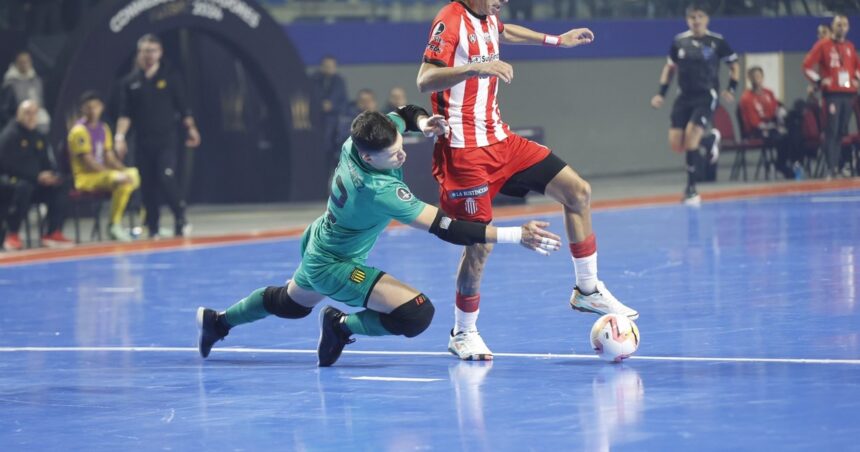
[1,51,50,133]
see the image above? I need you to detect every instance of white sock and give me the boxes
[454,307,479,334]
[573,252,598,294]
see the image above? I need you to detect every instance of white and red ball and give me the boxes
[590,314,640,362]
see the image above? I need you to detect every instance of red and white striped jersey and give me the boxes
[423,1,511,148]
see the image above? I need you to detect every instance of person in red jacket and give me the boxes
[739,66,795,179]
[803,14,859,178]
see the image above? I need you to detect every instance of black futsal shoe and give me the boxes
[197,307,229,358]
[318,306,355,367]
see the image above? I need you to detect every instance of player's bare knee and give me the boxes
[380,293,435,338]
[262,286,313,319]
[562,178,591,211]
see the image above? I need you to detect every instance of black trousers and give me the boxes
[822,93,855,174]
[136,141,185,233]
[0,177,68,235]
[751,130,795,179]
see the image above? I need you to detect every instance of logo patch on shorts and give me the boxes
[448,184,488,200]
[465,197,478,215]
[349,268,366,284]
[396,187,413,201]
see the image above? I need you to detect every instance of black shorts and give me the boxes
[499,152,568,198]
[670,91,718,129]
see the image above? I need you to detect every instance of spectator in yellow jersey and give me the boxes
[67,91,140,241]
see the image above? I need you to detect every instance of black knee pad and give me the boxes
[263,286,312,319]
[380,294,435,338]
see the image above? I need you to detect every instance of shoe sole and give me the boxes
[447,344,493,361]
[317,307,332,367]
[195,307,207,358]
[682,195,701,206]
[42,240,74,249]
[570,300,639,320]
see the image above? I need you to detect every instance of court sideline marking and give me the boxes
[0,346,857,365]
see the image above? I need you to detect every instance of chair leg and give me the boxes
[23,214,31,248]
[730,151,741,181]
[91,200,103,242]
[814,151,826,177]
[755,148,766,180]
[73,201,81,244]
[36,205,44,246]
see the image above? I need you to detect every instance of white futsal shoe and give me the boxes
[448,329,493,361]
[570,281,639,320]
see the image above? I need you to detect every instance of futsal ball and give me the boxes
[590,314,640,362]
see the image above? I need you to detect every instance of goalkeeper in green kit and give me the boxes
[197,105,561,367]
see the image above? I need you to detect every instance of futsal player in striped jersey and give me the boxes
[417,0,639,361]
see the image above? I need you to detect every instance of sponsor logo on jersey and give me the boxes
[448,184,489,199]
[433,21,445,36]
[469,53,499,64]
[350,268,366,284]
[396,186,413,201]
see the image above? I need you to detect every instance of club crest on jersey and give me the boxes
[349,268,366,284]
[449,184,488,199]
[469,33,477,43]
[701,46,714,59]
[433,21,446,36]
[396,186,414,201]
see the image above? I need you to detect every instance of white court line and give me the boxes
[0,346,858,365]
[351,376,444,382]
[810,196,860,203]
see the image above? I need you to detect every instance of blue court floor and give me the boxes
[1,190,859,450]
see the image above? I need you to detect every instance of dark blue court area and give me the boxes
[2,190,859,450]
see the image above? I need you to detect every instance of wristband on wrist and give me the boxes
[496,227,522,244]
[658,83,669,96]
[114,133,125,141]
[728,79,738,93]
[543,34,561,46]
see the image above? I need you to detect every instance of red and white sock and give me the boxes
[454,292,480,334]
[570,234,598,294]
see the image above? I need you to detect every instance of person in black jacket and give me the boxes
[0,100,72,250]
[114,34,200,238]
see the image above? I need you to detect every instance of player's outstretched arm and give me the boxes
[417,61,513,93]
[500,24,594,48]
[721,61,741,103]
[409,204,561,255]
[650,62,676,109]
[394,105,450,137]
[417,114,450,137]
